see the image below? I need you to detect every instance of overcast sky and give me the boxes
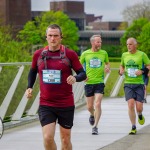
[31,0,146,21]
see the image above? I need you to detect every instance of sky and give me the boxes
[31,0,146,21]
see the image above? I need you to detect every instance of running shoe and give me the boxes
[129,129,137,135]
[89,115,95,126]
[92,127,98,135]
[138,115,145,125]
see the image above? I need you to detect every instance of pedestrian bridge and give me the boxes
[1,62,150,150]
[0,62,123,123]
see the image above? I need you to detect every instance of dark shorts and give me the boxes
[38,105,75,129]
[84,83,105,97]
[124,84,145,102]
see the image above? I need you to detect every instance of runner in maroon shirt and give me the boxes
[26,24,86,150]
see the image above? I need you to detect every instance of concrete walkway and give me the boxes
[0,97,150,150]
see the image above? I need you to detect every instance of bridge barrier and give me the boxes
[0,63,123,126]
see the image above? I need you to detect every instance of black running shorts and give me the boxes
[38,105,75,129]
[84,83,105,97]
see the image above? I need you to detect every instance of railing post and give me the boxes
[0,66,24,120]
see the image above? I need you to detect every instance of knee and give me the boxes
[95,101,101,108]
[43,133,54,145]
[61,136,71,147]
[128,105,135,111]
[87,104,93,112]
[128,101,135,110]
[137,106,143,113]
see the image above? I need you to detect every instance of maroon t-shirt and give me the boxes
[31,46,83,107]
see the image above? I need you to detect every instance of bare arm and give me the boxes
[105,62,110,73]
[119,65,125,76]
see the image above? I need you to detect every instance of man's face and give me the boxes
[126,39,136,53]
[46,28,62,48]
[92,37,102,50]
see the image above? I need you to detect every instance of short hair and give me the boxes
[90,35,101,42]
[127,37,137,45]
[46,24,62,36]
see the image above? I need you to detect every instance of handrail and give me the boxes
[0,63,123,124]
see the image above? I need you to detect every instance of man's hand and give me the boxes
[135,70,143,76]
[26,88,33,99]
[118,65,125,76]
[67,75,76,85]
[105,67,110,73]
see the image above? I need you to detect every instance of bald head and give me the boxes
[127,38,137,45]
[126,37,137,53]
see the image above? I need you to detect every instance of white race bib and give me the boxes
[127,68,138,77]
[42,70,61,84]
[90,59,101,68]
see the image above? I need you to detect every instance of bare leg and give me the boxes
[93,93,103,127]
[42,123,57,150]
[136,101,143,115]
[86,96,95,116]
[128,99,136,126]
[60,126,72,150]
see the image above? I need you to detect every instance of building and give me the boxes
[86,14,103,26]
[88,21,123,30]
[78,30,124,50]
[50,0,86,30]
[0,0,31,31]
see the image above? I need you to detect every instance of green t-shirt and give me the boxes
[80,49,109,84]
[121,50,150,84]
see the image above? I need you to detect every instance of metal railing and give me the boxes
[0,63,123,125]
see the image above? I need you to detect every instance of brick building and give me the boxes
[50,1,86,30]
[0,0,31,31]
[88,21,122,30]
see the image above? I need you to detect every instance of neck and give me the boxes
[91,48,100,52]
[48,45,61,52]
[129,49,137,54]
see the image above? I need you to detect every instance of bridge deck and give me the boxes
[0,97,150,150]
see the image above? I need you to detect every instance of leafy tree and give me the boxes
[120,18,149,53]
[17,21,42,45]
[122,1,150,25]
[18,11,79,51]
[0,25,31,62]
[138,22,150,56]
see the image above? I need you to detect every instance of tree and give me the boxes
[0,25,31,62]
[122,1,150,25]
[120,18,149,53]
[138,22,150,56]
[18,11,79,51]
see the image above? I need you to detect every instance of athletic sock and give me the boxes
[132,125,136,130]
[138,114,143,120]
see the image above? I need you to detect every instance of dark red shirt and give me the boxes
[31,46,83,107]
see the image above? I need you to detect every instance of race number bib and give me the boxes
[90,59,101,68]
[42,70,61,84]
[127,68,138,77]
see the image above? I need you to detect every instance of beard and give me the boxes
[95,46,100,50]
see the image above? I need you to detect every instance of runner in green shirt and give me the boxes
[119,37,150,135]
[80,35,110,135]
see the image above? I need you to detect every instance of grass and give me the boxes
[104,62,124,97]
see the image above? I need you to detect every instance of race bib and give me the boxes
[127,68,138,77]
[90,59,101,68]
[42,70,61,84]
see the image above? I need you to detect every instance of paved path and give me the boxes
[0,97,150,150]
